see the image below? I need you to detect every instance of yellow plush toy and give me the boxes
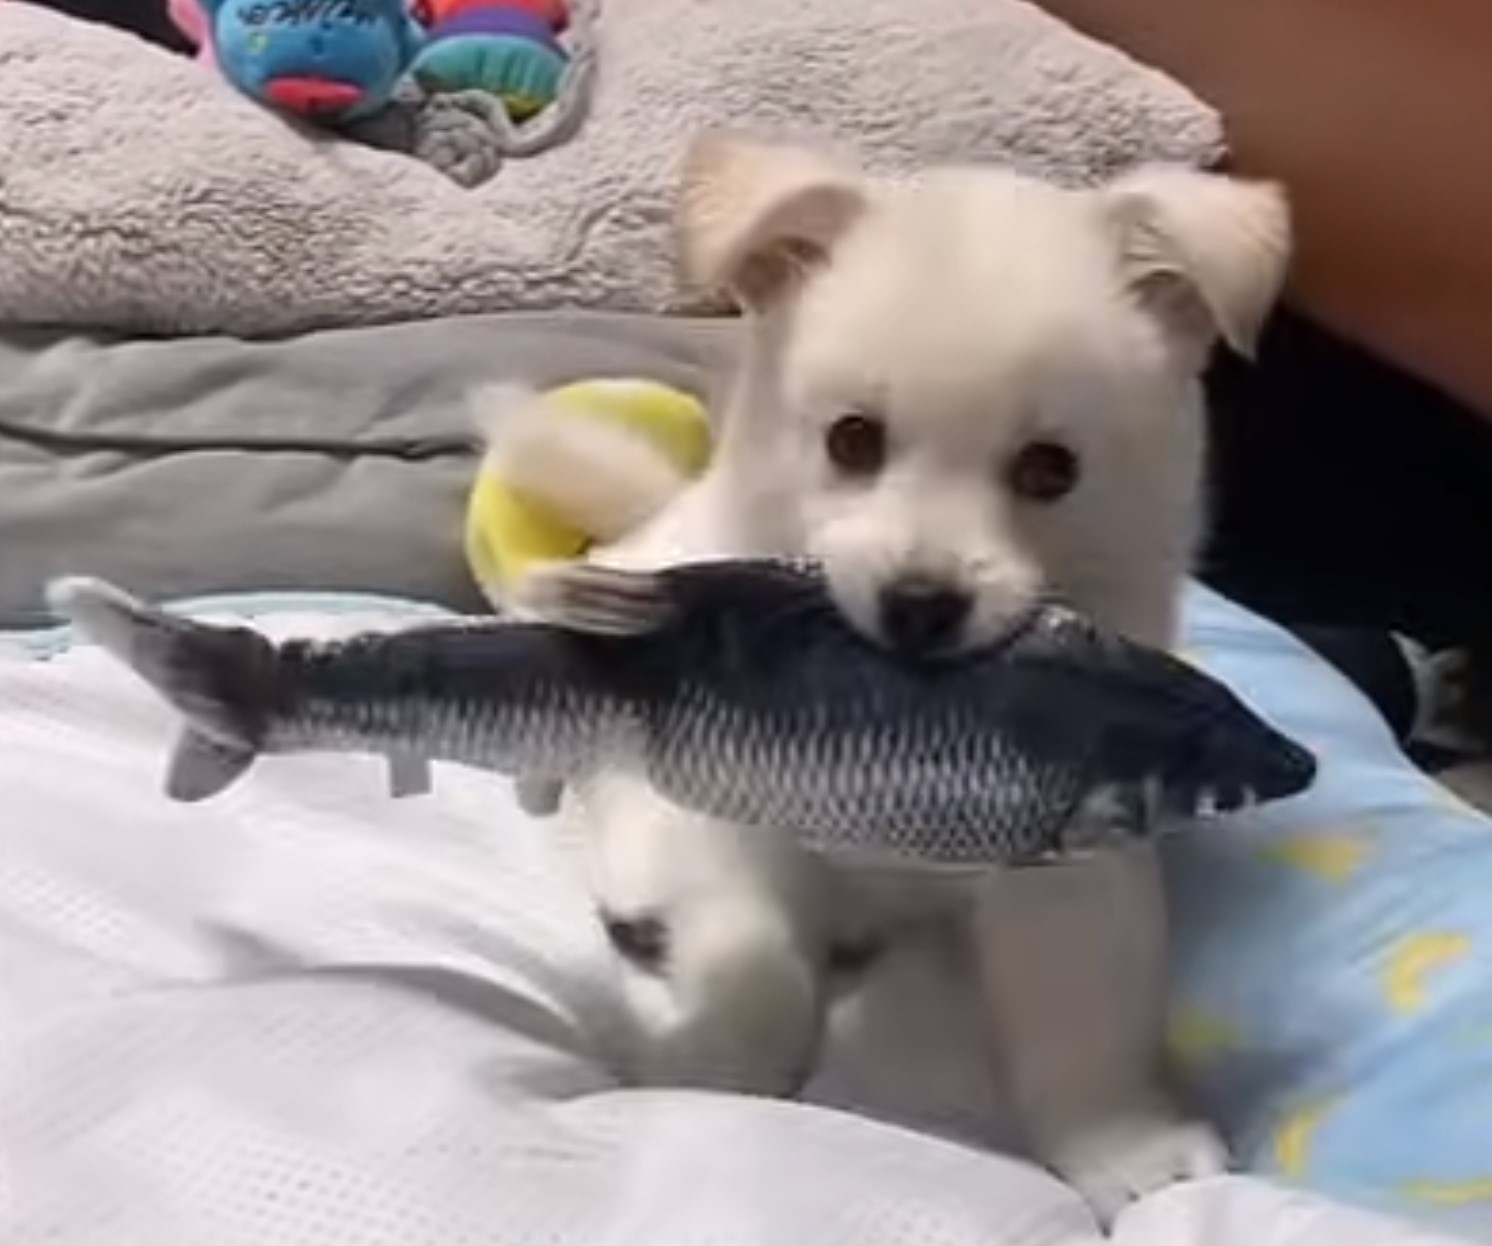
[465,378,712,609]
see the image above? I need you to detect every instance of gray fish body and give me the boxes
[265,627,641,779]
[48,563,1316,867]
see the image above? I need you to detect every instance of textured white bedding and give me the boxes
[0,596,1459,1245]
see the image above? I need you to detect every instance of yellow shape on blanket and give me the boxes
[1384,932,1471,1016]
[1274,1099,1336,1180]
[1260,833,1372,883]
[1168,1005,1241,1068]
[1403,1178,1492,1206]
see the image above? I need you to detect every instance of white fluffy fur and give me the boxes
[484,135,1288,1222]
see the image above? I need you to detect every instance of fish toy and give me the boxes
[47,561,1316,867]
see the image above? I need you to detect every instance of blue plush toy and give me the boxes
[202,0,426,124]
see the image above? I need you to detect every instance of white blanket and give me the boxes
[0,0,1222,336]
[0,594,1459,1246]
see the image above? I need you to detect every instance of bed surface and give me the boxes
[0,592,1462,1246]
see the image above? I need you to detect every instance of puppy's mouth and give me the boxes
[857,588,1053,660]
[817,558,1048,658]
[823,579,978,660]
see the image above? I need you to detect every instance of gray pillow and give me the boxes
[0,314,737,627]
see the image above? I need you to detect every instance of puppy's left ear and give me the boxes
[1105,166,1290,360]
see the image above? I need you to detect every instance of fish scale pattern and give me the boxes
[645,669,1085,865]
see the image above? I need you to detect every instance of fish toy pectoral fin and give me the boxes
[512,563,675,636]
[1063,783,1152,851]
[387,753,434,799]
[166,730,255,802]
[515,776,564,816]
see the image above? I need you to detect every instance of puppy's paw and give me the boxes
[1047,1113,1226,1226]
[607,891,828,1097]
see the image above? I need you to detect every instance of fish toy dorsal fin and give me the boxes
[515,776,565,816]
[512,563,676,636]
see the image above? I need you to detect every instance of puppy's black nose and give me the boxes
[878,578,971,654]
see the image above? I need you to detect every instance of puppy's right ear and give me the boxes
[1105,167,1290,361]
[678,134,866,310]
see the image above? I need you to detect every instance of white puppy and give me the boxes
[491,135,1289,1220]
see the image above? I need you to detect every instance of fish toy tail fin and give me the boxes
[46,577,277,802]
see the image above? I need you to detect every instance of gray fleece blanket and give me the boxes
[0,0,1222,337]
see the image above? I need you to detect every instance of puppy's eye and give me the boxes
[1008,440,1079,503]
[827,936,886,979]
[825,413,888,477]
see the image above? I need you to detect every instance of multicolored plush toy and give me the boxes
[197,0,426,123]
[465,379,711,609]
[410,0,570,120]
[169,0,217,67]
